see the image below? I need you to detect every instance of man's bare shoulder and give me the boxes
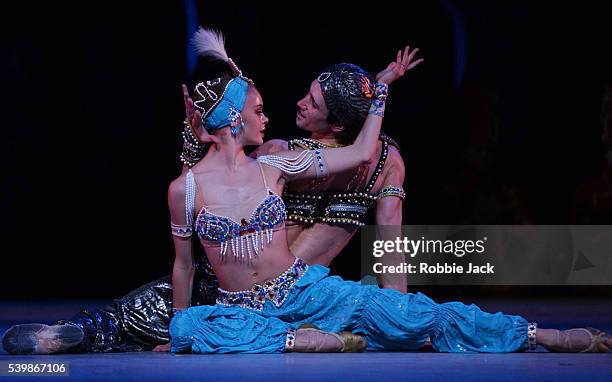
[384,144,405,172]
[252,139,289,157]
[374,144,405,191]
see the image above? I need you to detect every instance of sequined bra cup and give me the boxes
[194,189,285,260]
[283,138,392,227]
[186,161,286,262]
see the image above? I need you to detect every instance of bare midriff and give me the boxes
[201,226,296,291]
[287,222,357,266]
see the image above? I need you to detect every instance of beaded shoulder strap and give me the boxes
[288,138,329,151]
[170,171,197,238]
[256,160,270,190]
[364,141,389,193]
[379,131,401,152]
[185,170,196,226]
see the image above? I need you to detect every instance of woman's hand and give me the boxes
[182,83,197,126]
[152,343,171,352]
[375,46,423,85]
[181,84,220,145]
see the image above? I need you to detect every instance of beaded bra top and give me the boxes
[190,161,286,262]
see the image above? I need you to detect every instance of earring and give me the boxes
[228,107,244,138]
[230,123,244,137]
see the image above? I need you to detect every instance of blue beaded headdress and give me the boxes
[191,27,254,136]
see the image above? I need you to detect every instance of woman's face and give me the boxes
[238,86,268,146]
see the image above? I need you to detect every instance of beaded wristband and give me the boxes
[180,119,206,167]
[369,83,388,117]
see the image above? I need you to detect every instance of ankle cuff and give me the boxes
[285,328,296,352]
[528,322,537,350]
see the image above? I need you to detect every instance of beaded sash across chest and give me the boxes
[283,138,389,226]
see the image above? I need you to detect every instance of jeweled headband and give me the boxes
[191,27,254,133]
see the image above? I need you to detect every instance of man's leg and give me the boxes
[56,275,177,353]
[3,260,219,354]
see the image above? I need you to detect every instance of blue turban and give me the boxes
[203,77,249,131]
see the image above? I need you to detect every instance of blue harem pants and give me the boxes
[170,265,528,353]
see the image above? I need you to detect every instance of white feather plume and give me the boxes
[191,27,229,62]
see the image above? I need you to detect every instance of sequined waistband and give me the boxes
[216,258,308,311]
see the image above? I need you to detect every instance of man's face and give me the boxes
[296,80,332,134]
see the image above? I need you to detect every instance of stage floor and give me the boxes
[1,298,611,382]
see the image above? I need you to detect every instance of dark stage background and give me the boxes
[2,1,611,299]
